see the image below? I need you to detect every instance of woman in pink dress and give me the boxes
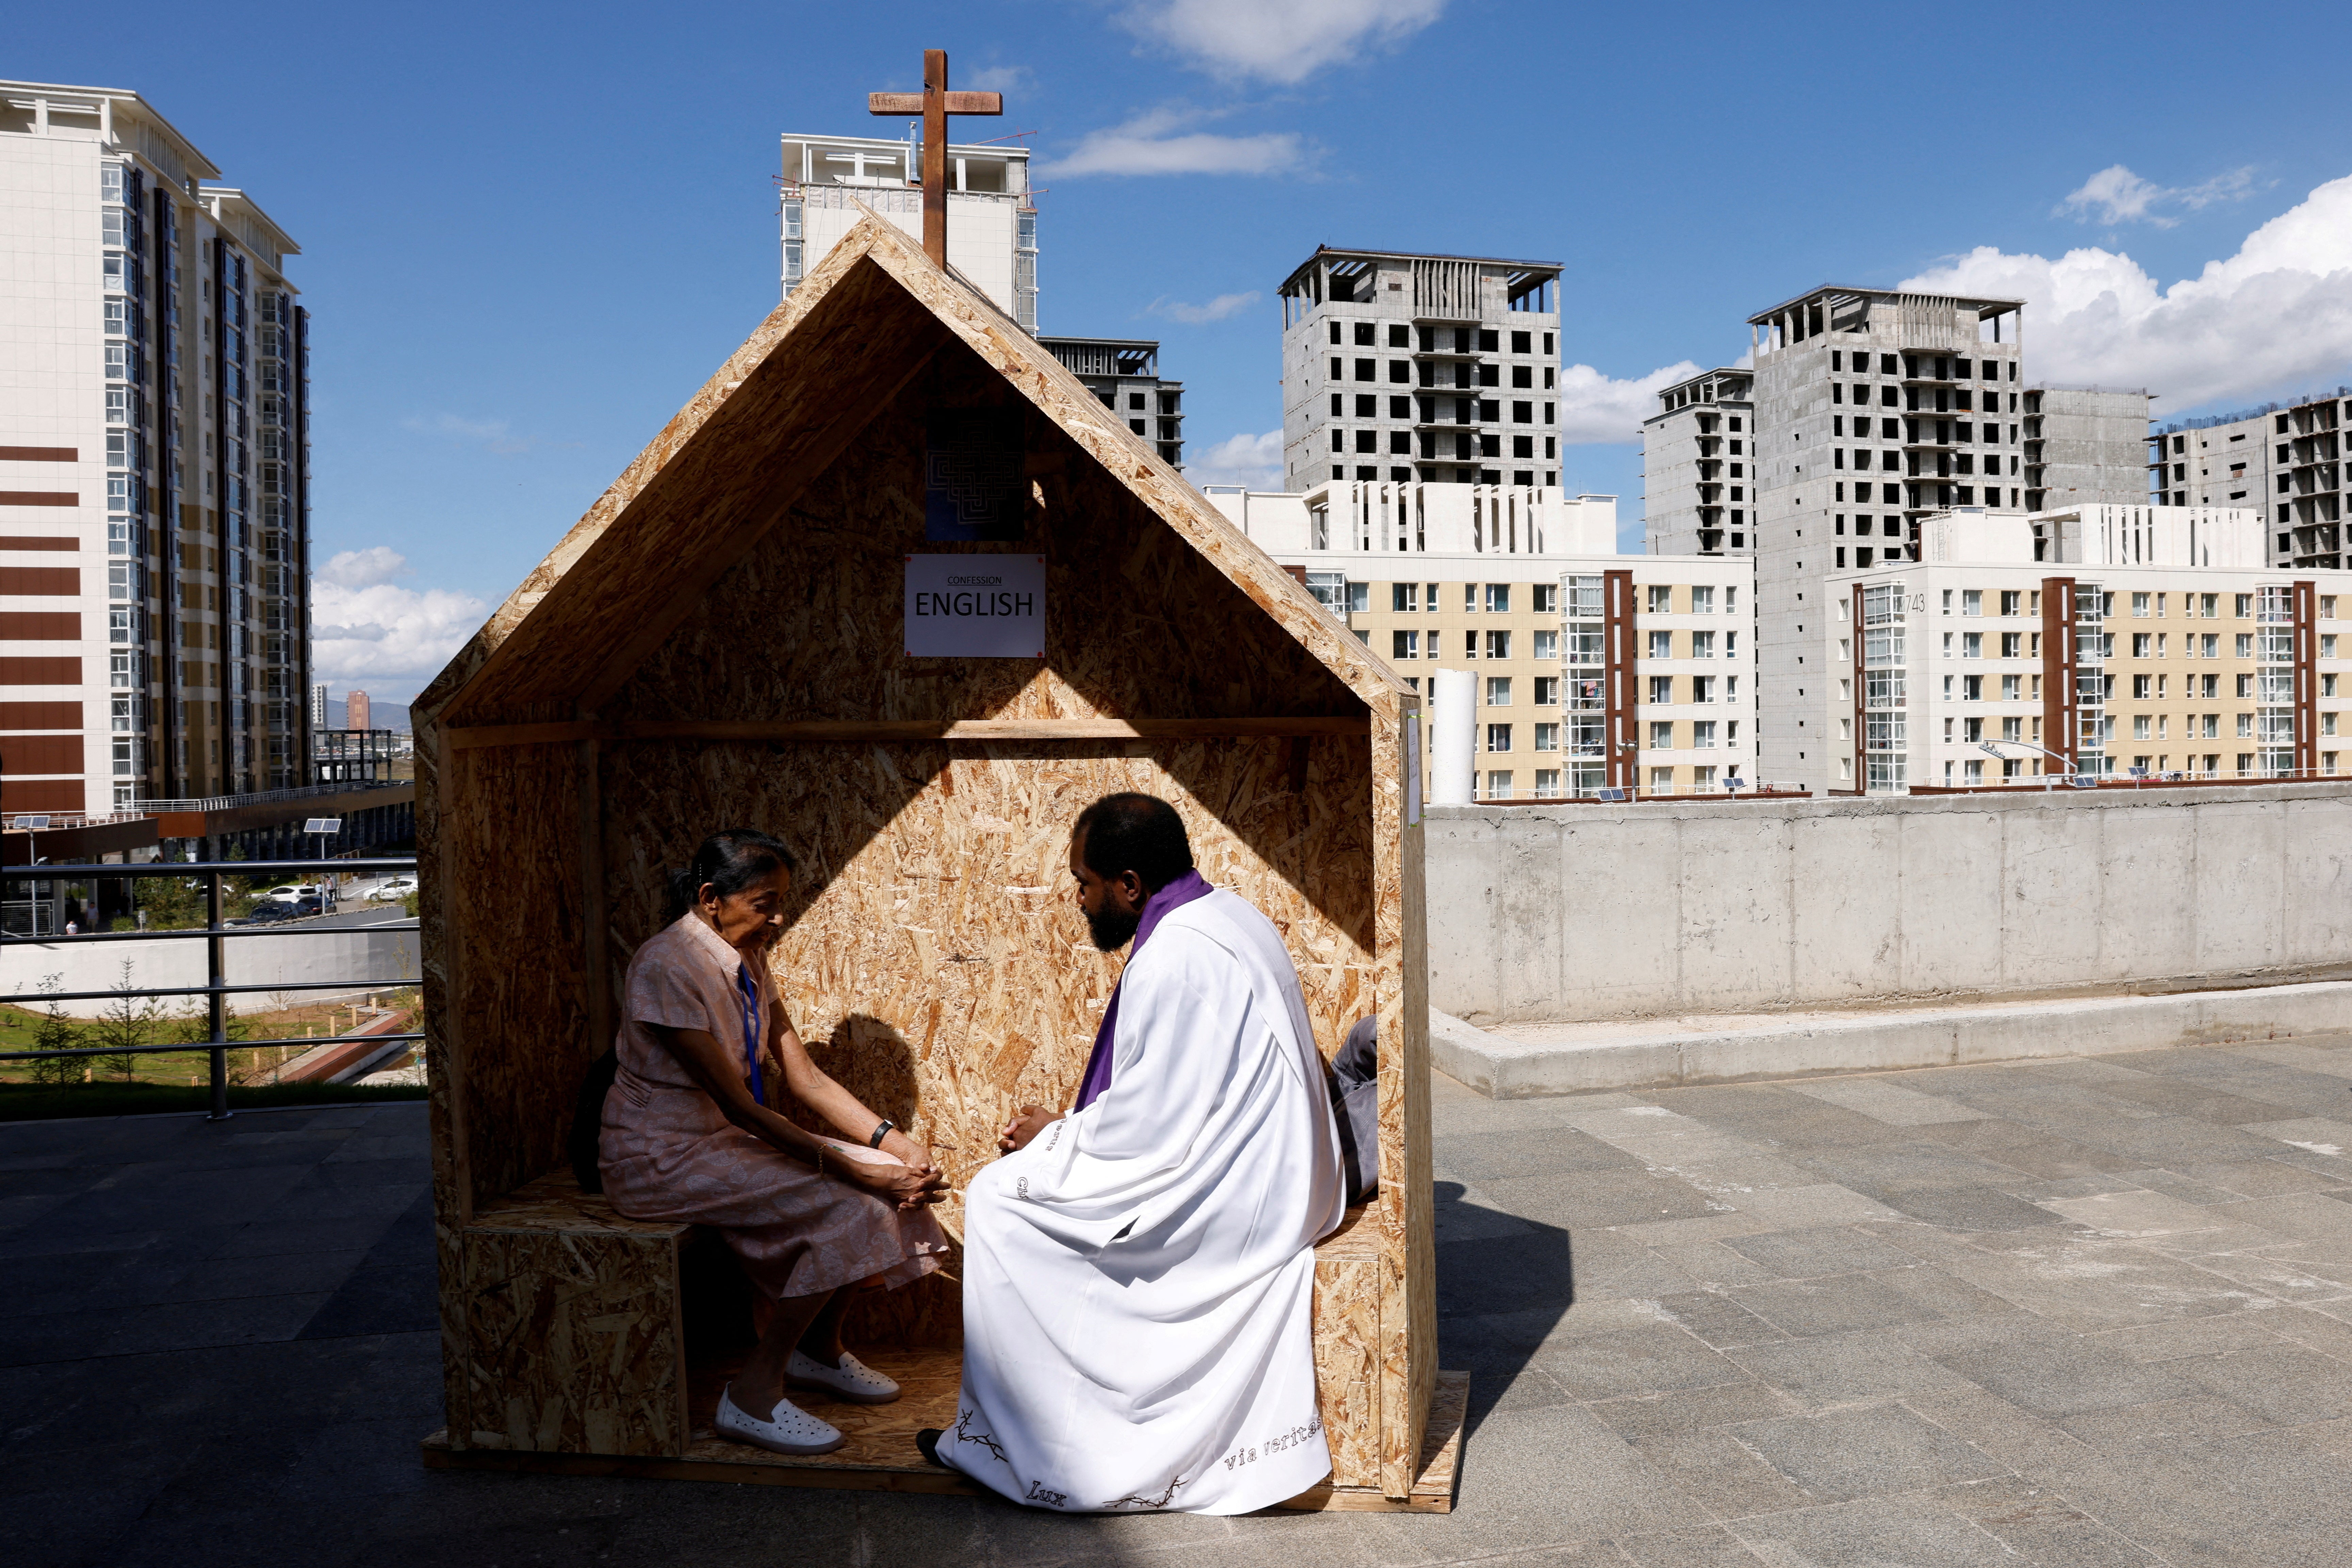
[600,828,949,1456]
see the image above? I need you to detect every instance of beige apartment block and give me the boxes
[1825,506,2348,793]
[1210,481,1757,798]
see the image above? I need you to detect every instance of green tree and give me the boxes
[90,960,164,1083]
[29,974,79,1088]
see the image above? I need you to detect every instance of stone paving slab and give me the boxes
[9,1038,2352,1565]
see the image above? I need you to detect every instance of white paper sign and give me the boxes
[904,554,1046,658]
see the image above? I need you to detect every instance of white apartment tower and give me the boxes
[1745,286,2026,794]
[1277,247,1563,492]
[1640,367,1755,557]
[780,132,1035,330]
[1,83,312,818]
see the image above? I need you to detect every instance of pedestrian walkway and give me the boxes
[7,1036,2352,1565]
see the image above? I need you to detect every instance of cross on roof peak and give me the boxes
[868,49,1003,268]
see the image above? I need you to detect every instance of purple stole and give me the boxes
[1072,870,1213,1111]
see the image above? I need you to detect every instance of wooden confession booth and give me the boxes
[413,213,1460,1509]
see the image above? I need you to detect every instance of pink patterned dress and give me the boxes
[598,914,947,1299]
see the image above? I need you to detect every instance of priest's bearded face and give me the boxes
[1069,829,1148,952]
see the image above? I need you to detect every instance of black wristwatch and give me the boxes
[868,1119,895,1149]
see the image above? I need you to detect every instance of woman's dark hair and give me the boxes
[664,828,796,925]
[1072,792,1193,892]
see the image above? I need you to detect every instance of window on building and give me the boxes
[1481,770,1513,800]
[1534,767,1561,794]
[1648,675,1672,704]
[1963,674,1983,700]
[1485,676,1512,706]
[1532,584,1558,614]
[1485,630,1511,660]
[1485,724,1512,753]
[1691,631,1716,658]
[1532,629,1558,660]
[1391,630,1418,660]
[1648,721,1673,749]
[1533,675,1558,705]
[1392,582,1418,612]
[1692,721,1717,749]
[1648,630,1672,659]
[1486,583,1510,613]
[1648,584,1671,613]
[1692,675,1716,703]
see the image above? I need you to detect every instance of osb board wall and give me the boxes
[1311,1247,1384,1489]
[424,739,596,1216]
[459,1228,687,1455]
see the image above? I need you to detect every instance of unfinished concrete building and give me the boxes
[1037,337,1182,468]
[1640,367,1755,557]
[1745,286,2026,794]
[1278,247,1562,491]
[2022,387,2152,512]
[2152,389,2352,570]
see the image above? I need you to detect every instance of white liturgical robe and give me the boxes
[946,887,1348,1514]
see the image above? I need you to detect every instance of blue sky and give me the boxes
[22,0,2352,701]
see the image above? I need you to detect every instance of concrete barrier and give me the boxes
[1427,783,2352,1027]
[1431,981,2352,1097]
[10,919,419,1019]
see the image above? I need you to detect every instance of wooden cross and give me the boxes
[868,50,1003,268]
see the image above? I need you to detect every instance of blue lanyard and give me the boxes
[735,967,764,1103]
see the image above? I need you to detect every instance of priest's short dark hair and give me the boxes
[1073,792,1194,893]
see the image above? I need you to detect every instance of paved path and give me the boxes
[8,1036,2352,1565]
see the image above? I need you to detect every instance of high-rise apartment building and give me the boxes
[2021,387,2152,513]
[1,82,312,816]
[1744,286,2026,794]
[308,680,327,731]
[1639,367,1755,557]
[1038,338,1182,468]
[345,688,370,732]
[780,132,1035,329]
[1276,248,1563,492]
[2150,389,2350,570]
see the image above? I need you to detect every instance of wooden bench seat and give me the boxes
[456,1169,1384,1476]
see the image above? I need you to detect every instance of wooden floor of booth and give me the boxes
[422,1365,1466,1512]
[428,1172,1464,1511]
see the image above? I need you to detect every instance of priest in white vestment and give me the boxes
[921,792,1348,1514]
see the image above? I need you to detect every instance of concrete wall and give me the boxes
[14,923,420,1019]
[1426,783,2352,1025]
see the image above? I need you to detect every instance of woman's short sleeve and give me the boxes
[627,941,718,1034]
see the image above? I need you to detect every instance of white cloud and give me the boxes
[1556,359,1702,445]
[1044,107,1307,178]
[1186,429,1283,489]
[1119,0,1446,84]
[965,64,1034,94]
[1147,290,1261,324]
[1901,172,2352,410]
[316,545,410,589]
[400,411,572,456]
[310,549,488,683]
[2057,163,2258,228]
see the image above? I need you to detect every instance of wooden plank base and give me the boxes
[420,1356,1468,1515]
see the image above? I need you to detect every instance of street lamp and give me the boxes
[1976,740,2072,792]
[11,815,50,935]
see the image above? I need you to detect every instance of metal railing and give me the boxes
[124,780,410,815]
[0,856,420,1121]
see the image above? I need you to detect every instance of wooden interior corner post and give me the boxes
[867,48,1002,268]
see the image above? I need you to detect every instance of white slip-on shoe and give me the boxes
[715,1385,845,1455]
[786,1348,901,1404]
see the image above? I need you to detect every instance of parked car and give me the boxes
[372,876,418,900]
[262,883,322,902]
[231,901,303,926]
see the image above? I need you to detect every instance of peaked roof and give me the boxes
[416,211,1407,732]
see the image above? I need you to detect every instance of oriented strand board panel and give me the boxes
[1311,1220,1384,1489]
[460,1226,688,1456]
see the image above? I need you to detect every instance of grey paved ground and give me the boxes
[10,1037,2352,1566]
